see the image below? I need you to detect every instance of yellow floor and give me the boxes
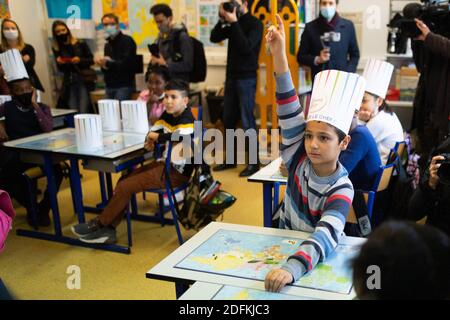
[0,164,275,300]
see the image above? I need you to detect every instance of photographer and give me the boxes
[408,136,450,237]
[149,4,193,82]
[210,0,263,177]
[411,17,450,164]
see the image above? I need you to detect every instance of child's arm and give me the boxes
[267,15,306,172]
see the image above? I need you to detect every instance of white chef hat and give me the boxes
[308,69,366,134]
[0,49,29,83]
[362,58,394,99]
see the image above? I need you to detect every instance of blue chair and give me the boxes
[144,141,190,245]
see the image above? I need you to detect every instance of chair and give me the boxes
[346,191,375,224]
[387,140,407,166]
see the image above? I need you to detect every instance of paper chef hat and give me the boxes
[362,59,394,99]
[0,49,29,83]
[308,70,366,134]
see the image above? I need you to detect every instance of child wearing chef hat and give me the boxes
[0,49,63,227]
[263,15,366,293]
[359,58,404,164]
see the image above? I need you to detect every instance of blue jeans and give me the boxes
[68,81,91,113]
[105,86,134,101]
[223,78,257,131]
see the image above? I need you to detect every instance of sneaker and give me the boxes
[239,164,260,177]
[79,227,117,244]
[71,218,101,237]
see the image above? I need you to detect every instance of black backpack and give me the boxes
[167,163,236,231]
[171,29,207,83]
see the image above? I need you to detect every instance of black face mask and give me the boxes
[13,92,33,107]
[56,33,68,43]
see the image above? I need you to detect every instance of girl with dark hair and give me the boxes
[137,65,171,125]
[353,221,450,300]
[51,20,95,113]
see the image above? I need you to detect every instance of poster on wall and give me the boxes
[128,0,171,49]
[0,0,10,20]
[198,0,224,47]
[45,0,95,39]
[101,0,129,28]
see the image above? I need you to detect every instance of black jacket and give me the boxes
[297,14,360,82]
[411,32,450,136]
[102,32,137,88]
[210,13,263,79]
[52,40,94,83]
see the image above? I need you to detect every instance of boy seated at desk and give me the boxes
[0,49,63,227]
[71,79,194,244]
[264,15,366,292]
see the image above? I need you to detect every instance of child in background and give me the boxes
[137,65,170,125]
[71,79,194,244]
[358,59,404,164]
[264,15,366,292]
[352,220,450,299]
[0,49,63,227]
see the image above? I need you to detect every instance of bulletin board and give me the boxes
[0,0,10,20]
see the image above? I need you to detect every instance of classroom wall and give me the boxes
[5,0,392,107]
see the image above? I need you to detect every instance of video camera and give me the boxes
[396,0,450,38]
[437,153,450,185]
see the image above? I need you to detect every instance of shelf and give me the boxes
[386,100,413,107]
[386,53,413,59]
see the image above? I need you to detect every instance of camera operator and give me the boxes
[408,136,450,237]
[411,16,450,166]
[210,0,263,177]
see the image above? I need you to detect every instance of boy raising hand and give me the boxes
[264,15,366,292]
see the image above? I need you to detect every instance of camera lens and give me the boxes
[438,160,450,185]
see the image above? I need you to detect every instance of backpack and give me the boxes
[171,29,207,83]
[167,163,236,231]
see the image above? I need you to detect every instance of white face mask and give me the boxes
[3,29,18,40]
[320,6,336,21]
[356,118,367,126]
[104,26,119,38]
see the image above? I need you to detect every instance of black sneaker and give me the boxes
[79,227,117,244]
[239,164,260,177]
[213,164,237,171]
[71,218,101,237]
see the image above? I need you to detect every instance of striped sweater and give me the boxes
[149,106,195,177]
[276,71,354,281]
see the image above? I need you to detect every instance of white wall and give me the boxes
[9,0,54,105]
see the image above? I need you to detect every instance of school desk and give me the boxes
[3,128,151,253]
[146,222,365,300]
[0,108,78,129]
[247,158,287,227]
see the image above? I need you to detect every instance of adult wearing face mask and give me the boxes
[94,14,137,101]
[149,4,193,82]
[52,20,95,113]
[0,19,45,96]
[0,50,63,227]
[297,0,359,84]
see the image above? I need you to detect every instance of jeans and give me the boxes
[222,77,258,164]
[68,81,91,113]
[223,78,257,131]
[105,86,134,101]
